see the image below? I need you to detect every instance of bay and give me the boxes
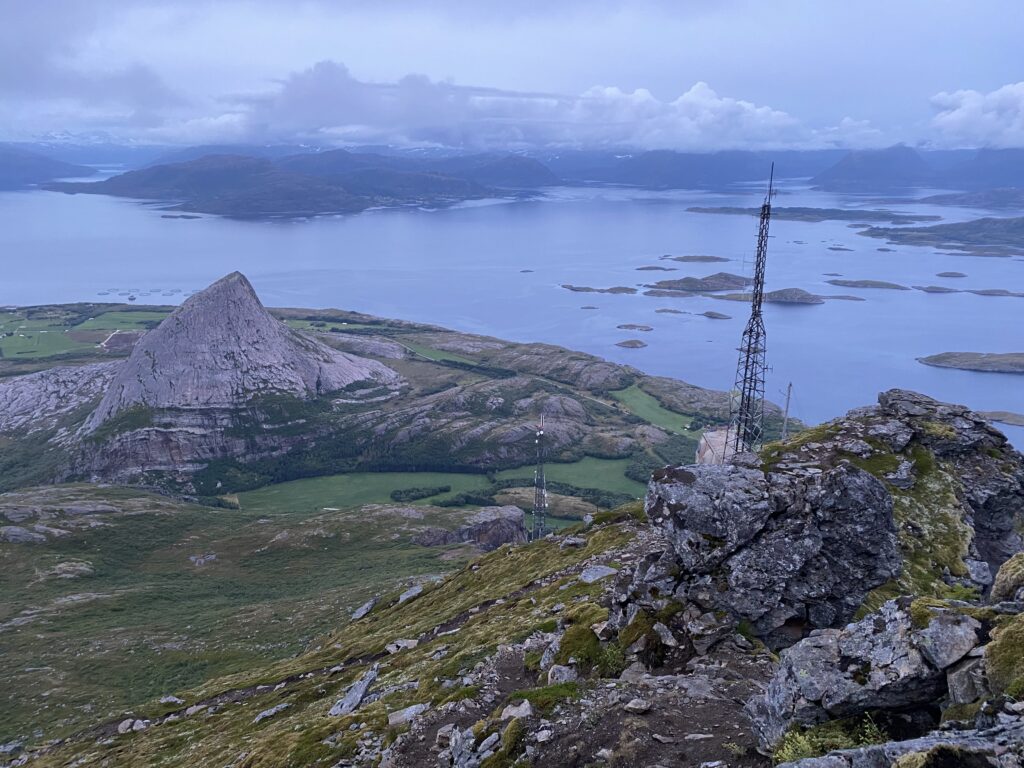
[1,182,1021,446]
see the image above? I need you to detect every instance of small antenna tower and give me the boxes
[781,382,793,441]
[728,164,774,454]
[531,417,548,541]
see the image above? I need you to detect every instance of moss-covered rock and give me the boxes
[985,612,1024,696]
[991,552,1024,602]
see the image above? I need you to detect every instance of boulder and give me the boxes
[0,526,47,544]
[547,665,577,684]
[350,598,377,621]
[387,703,428,727]
[398,585,423,604]
[746,599,983,750]
[579,565,618,584]
[329,664,378,717]
[501,700,533,720]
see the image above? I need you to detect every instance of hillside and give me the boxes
[0,144,95,189]
[0,273,750,500]
[46,150,558,218]
[861,215,1024,256]
[10,389,1023,767]
[810,145,934,191]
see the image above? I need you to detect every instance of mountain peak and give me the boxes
[84,272,399,430]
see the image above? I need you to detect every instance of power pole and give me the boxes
[781,382,793,441]
[728,164,774,455]
[531,418,548,541]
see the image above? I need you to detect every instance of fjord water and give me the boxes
[2,183,1022,446]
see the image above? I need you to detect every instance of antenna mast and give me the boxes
[531,418,548,541]
[728,164,774,454]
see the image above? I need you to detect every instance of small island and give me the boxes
[659,254,730,263]
[980,410,1024,427]
[918,352,1024,374]
[617,324,653,332]
[686,206,941,225]
[826,279,910,290]
[716,288,825,305]
[562,284,638,294]
[615,339,647,348]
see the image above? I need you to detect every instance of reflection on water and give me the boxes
[1,183,1022,446]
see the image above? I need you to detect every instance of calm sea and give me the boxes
[2,181,1022,446]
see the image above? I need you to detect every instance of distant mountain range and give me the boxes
[4,138,1023,215]
[0,144,95,189]
[811,145,1024,191]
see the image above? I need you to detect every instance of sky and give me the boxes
[2,0,1023,150]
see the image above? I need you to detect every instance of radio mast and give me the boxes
[728,165,774,454]
[531,418,548,541]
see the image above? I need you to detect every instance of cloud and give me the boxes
[930,82,1024,148]
[0,0,183,133]
[160,60,862,151]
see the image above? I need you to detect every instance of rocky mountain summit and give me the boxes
[15,389,1022,768]
[84,272,398,428]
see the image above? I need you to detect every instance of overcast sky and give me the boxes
[2,0,1022,150]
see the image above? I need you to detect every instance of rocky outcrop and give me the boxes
[84,272,398,430]
[746,599,984,750]
[413,506,527,551]
[0,362,120,435]
[634,389,1024,655]
[644,459,901,648]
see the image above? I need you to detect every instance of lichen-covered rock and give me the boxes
[646,460,900,647]
[746,599,983,750]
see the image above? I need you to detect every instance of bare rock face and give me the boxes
[645,461,901,648]
[0,363,120,435]
[746,599,983,750]
[84,272,398,431]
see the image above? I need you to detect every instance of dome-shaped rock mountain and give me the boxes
[84,272,399,430]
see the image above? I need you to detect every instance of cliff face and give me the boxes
[84,272,398,430]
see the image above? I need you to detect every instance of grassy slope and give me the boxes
[0,485,487,742]
[28,510,639,767]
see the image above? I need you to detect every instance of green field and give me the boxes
[237,456,646,516]
[74,310,169,331]
[0,317,97,358]
[402,341,477,365]
[496,456,646,497]
[237,470,493,513]
[284,319,379,332]
[0,310,170,360]
[610,384,694,433]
